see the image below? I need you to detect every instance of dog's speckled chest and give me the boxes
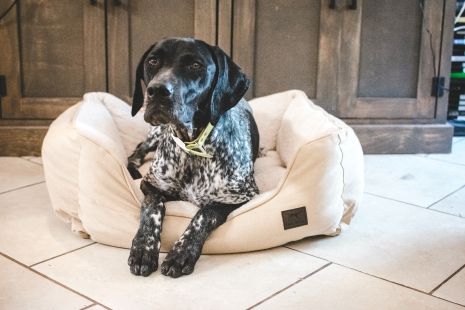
[143,111,258,207]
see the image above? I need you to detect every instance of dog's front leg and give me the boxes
[127,137,158,179]
[128,182,166,277]
[161,203,241,278]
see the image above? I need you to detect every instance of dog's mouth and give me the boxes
[144,110,192,141]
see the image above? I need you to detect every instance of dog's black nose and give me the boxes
[147,83,173,98]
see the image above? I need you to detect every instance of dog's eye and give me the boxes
[148,58,160,67]
[189,62,202,70]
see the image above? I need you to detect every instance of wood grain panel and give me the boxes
[315,0,341,113]
[107,0,131,102]
[436,0,455,123]
[194,0,217,45]
[0,0,105,119]
[338,0,443,120]
[0,126,48,156]
[232,0,256,98]
[358,0,422,98]
[253,0,321,98]
[218,0,233,55]
[20,0,85,97]
[0,1,22,118]
[351,124,453,154]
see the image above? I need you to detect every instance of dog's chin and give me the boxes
[145,113,191,141]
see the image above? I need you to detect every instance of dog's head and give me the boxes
[131,37,250,141]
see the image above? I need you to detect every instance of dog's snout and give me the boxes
[147,83,173,99]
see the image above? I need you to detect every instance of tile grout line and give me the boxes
[422,156,465,167]
[20,157,43,166]
[427,184,465,209]
[364,192,425,208]
[283,246,465,309]
[0,251,112,310]
[364,192,465,219]
[0,180,45,195]
[246,262,332,309]
[80,303,97,310]
[429,263,465,295]
[29,242,97,268]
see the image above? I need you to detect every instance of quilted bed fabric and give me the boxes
[42,90,364,253]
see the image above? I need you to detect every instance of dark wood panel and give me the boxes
[232,0,256,98]
[0,1,22,118]
[218,0,233,55]
[20,0,85,97]
[0,126,48,156]
[314,0,341,114]
[436,0,455,123]
[351,124,453,154]
[337,0,443,120]
[194,0,217,45]
[0,0,105,119]
[254,0,321,98]
[233,0,339,106]
[358,0,422,98]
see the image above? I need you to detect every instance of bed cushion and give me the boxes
[42,90,364,253]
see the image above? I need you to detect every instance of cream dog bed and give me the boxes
[42,90,364,253]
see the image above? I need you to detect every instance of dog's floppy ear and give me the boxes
[208,46,250,125]
[132,44,155,117]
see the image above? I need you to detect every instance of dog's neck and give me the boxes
[192,109,210,138]
[171,123,214,158]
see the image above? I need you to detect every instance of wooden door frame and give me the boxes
[337,0,444,120]
[0,0,106,119]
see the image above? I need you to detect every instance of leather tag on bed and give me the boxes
[281,207,308,230]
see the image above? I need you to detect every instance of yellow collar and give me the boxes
[171,123,214,158]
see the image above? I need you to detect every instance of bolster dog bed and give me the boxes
[42,90,364,253]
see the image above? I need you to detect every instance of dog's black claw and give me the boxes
[161,248,199,278]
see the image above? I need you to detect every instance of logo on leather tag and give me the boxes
[282,207,308,230]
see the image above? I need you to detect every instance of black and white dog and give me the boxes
[127,38,259,278]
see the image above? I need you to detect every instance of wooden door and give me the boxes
[107,0,217,102]
[228,0,340,113]
[0,0,106,119]
[337,0,443,121]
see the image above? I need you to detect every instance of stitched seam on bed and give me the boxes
[337,131,346,226]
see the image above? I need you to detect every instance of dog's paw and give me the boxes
[128,234,159,277]
[161,246,200,278]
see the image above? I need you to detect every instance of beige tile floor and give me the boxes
[1,138,465,309]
